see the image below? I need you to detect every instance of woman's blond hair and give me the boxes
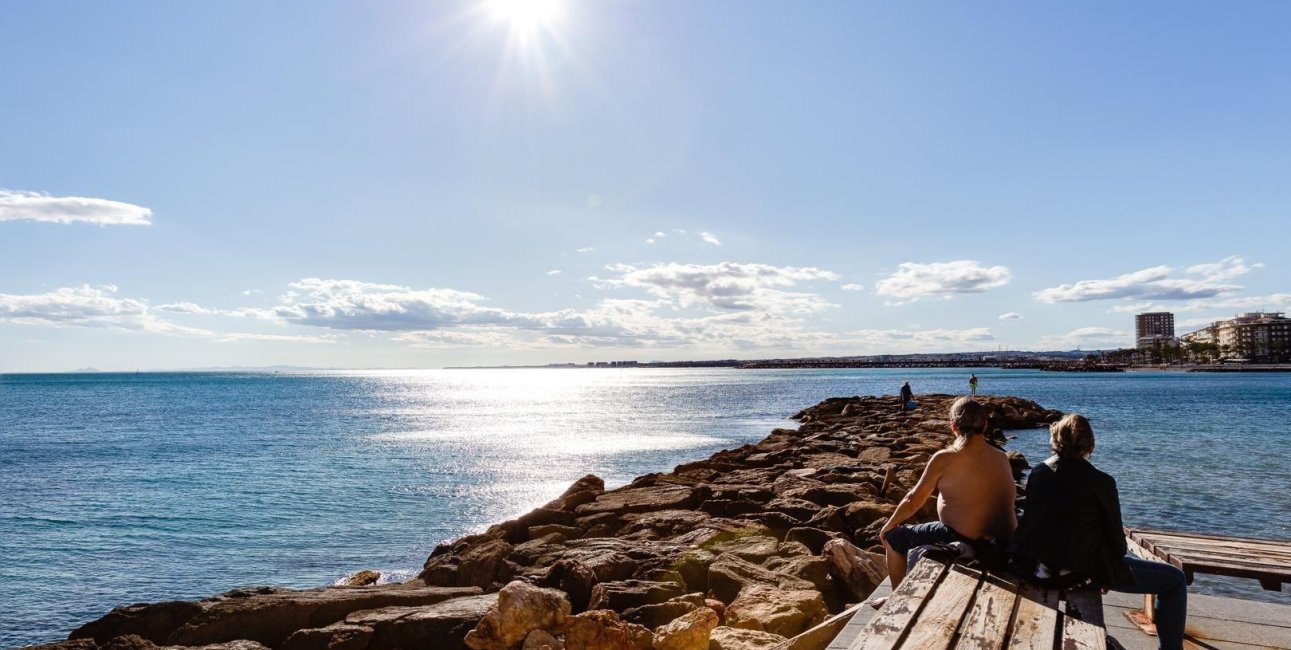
[1050,413,1095,459]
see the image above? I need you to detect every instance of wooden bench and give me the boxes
[1123,527,1291,634]
[844,557,1107,650]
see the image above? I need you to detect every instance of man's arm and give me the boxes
[880,452,948,543]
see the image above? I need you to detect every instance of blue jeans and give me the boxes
[1108,555,1188,650]
[884,521,965,555]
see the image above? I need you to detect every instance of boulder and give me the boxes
[575,486,700,517]
[822,539,887,600]
[74,585,482,648]
[651,607,718,650]
[341,593,498,650]
[341,571,381,587]
[561,610,653,650]
[784,527,841,554]
[621,601,699,630]
[546,475,606,511]
[463,581,570,650]
[542,559,599,613]
[705,555,815,604]
[528,524,582,541]
[588,580,687,612]
[282,623,374,650]
[706,626,787,650]
[70,601,206,645]
[702,535,779,563]
[723,585,827,638]
[522,629,564,650]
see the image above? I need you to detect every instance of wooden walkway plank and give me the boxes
[952,571,1020,650]
[1130,527,1291,548]
[848,558,950,650]
[899,566,983,650]
[1063,590,1105,627]
[1059,615,1106,650]
[1004,584,1059,650]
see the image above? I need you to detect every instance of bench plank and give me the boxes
[1060,615,1106,650]
[953,571,1019,650]
[1005,584,1058,650]
[899,566,982,650]
[848,558,949,650]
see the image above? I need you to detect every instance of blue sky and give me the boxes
[2,1,1290,371]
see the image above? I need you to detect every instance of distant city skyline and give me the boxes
[3,1,1291,372]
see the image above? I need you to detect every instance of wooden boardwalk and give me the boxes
[1126,528,1291,592]
[834,557,1106,650]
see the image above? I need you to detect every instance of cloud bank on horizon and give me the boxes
[3,249,1283,367]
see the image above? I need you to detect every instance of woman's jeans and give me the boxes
[1108,555,1188,650]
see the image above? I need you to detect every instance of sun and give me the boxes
[486,0,565,32]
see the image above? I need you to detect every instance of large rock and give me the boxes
[702,536,779,563]
[464,581,571,650]
[72,585,482,648]
[723,585,827,638]
[588,580,687,612]
[576,486,701,517]
[70,601,205,645]
[705,555,816,604]
[561,610,653,650]
[651,607,718,650]
[340,593,498,650]
[822,539,887,600]
[522,629,564,650]
[706,626,786,650]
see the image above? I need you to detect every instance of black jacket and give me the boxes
[1009,456,1136,588]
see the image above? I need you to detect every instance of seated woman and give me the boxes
[1010,414,1188,650]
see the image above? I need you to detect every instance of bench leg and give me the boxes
[1123,594,1158,637]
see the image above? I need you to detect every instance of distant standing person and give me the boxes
[969,374,979,395]
[899,381,914,412]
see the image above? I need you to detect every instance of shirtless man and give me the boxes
[879,397,1017,587]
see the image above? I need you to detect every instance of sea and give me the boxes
[2,368,1289,648]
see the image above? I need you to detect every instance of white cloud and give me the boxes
[546,269,563,276]
[1034,258,1255,303]
[998,312,1022,320]
[577,247,596,253]
[840,283,865,292]
[0,190,152,226]
[0,285,332,343]
[645,238,656,244]
[654,231,666,238]
[156,302,219,315]
[242,289,264,296]
[875,260,1012,300]
[270,278,522,331]
[1186,256,1262,281]
[700,232,722,246]
[593,262,840,313]
[1035,327,1128,350]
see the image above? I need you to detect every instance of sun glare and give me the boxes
[487,0,564,32]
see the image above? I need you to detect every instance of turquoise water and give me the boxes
[1,368,1288,647]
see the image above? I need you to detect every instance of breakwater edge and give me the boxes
[33,395,1063,649]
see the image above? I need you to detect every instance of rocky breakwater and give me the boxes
[37,395,1060,650]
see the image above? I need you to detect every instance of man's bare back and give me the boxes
[878,397,1019,588]
[933,437,1017,540]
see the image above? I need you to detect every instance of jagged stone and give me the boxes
[651,607,718,650]
[464,581,571,650]
[562,610,653,650]
[822,539,887,600]
[706,626,787,650]
[723,584,826,638]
